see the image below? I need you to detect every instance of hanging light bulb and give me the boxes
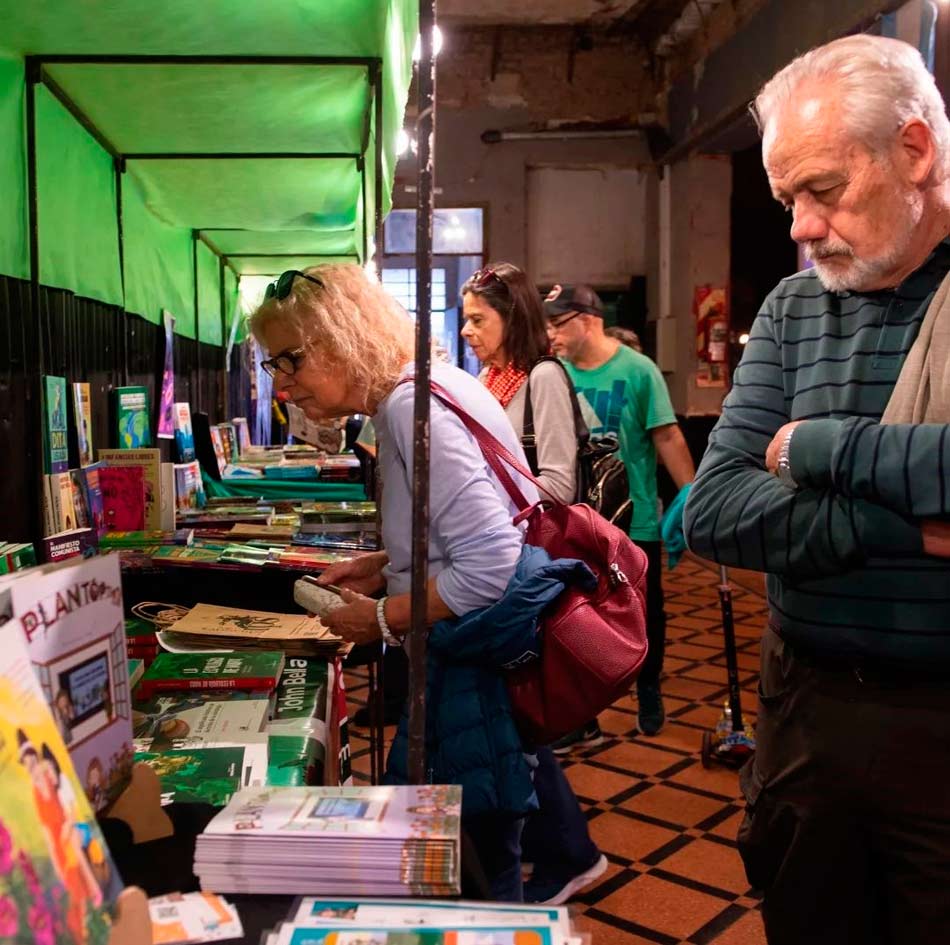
[412,25,443,62]
[396,129,411,156]
[738,332,750,346]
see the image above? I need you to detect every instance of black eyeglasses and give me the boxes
[261,346,308,378]
[264,270,324,301]
[547,311,583,331]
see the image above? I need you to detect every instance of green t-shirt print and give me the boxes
[565,346,676,541]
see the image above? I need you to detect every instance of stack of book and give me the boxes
[0,541,36,573]
[262,897,575,945]
[294,501,377,552]
[194,785,462,896]
[127,616,161,665]
[158,604,346,658]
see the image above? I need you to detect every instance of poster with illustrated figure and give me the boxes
[157,310,176,440]
[0,591,123,944]
[0,554,134,815]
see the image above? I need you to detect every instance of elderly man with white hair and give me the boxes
[685,34,950,945]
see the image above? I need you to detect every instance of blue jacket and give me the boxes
[386,545,595,818]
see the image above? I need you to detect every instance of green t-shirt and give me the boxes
[565,346,676,541]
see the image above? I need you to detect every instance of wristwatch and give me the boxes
[776,428,797,489]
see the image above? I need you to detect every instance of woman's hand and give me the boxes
[322,588,384,645]
[318,550,388,597]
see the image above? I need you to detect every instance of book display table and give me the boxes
[203,476,367,504]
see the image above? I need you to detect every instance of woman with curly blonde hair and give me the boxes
[251,264,575,901]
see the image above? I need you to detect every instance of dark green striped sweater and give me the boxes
[684,239,950,666]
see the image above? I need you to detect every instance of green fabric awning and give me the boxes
[0,0,417,334]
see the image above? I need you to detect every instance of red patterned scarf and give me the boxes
[484,362,528,407]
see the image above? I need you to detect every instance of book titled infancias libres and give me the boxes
[137,651,286,699]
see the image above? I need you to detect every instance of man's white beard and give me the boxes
[804,195,922,293]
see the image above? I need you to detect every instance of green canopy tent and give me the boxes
[0,0,417,348]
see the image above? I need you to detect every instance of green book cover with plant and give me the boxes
[134,746,247,806]
[114,386,151,449]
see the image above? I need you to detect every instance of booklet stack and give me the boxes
[261,897,578,945]
[159,603,347,658]
[194,785,462,896]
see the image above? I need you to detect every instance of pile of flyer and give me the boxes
[261,897,583,945]
[194,785,461,897]
[149,892,243,944]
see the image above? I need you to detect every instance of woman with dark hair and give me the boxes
[461,262,607,905]
[460,263,578,504]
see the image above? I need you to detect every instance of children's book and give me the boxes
[114,386,151,449]
[72,381,94,467]
[148,891,243,944]
[69,468,90,530]
[46,471,79,534]
[0,554,134,812]
[99,448,162,531]
[100,465,146,532]
[136,651,286,700]
[42,375,69,474]
[216,423,237,464]
[0,596,124,942]
[173,403,196,463]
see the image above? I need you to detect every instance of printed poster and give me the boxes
[157,310,176,440]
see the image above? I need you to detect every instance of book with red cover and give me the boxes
[100,464,146,531]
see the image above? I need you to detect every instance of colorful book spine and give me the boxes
[81,461,108,539]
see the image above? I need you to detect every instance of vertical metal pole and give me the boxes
[373,62,385,280]
[718,566,744,732]
[219,256,227,420]
[192,230,201,410]
[115,157,130,385]
[359,156,369,265]
[408,0,437,785]
[25,62,44,543]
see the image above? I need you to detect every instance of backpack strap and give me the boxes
[521,356,590,499]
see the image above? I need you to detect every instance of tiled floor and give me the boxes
[345,554,769,945]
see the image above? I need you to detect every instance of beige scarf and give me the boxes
[881,271,950,423]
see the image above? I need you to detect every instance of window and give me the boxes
[385,209,484,256]
[382,268,447,315]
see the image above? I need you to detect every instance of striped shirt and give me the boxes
[684,239,950,666]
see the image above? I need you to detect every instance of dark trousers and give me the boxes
[740,626,950,945]
[521,747,600,882]
[635,539,666,687]
[464,813,525,902]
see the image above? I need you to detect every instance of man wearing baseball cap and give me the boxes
[545,284,695,743]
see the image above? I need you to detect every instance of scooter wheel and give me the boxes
[701,731,713,769]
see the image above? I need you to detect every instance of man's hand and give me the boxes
[766,421,804,474]
[922,520,950,558]
[317,550,388,597]
[322,588,385,645]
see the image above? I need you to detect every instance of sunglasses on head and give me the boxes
[264,269,324,301]
[471,267,503,288]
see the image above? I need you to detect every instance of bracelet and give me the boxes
[376,596,402,647]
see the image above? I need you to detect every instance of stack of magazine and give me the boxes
[262,897,579,945]
[194,785,462,896]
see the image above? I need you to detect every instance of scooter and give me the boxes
[701,566,756,769]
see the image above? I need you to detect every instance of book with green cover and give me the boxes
[114,385,151,449]
[42,375,69,474]
[134,746,249,806]
[137,651,286,699]
[267,657,331,787]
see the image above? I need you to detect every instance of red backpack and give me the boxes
[431,383,649,746]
